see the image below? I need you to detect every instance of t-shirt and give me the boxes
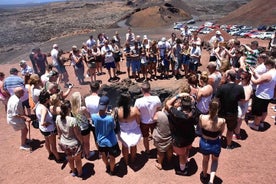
[3,75,24,96]
[101,45,115,63]
[158,41,171,57]
[169,107,196,147]
[7,95,24,125]
[56,115,79,146]
[134,95,161,124]
[245,49,259,66]
[92,114,117,147]
[51,48,59,66]
[85,95,100,117]
[35,104,56,132]
[216,82,245,115]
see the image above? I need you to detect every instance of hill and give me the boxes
[218,0,276,26]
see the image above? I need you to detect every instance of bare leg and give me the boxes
[261,112,267,122]
[67,156,76,174]
[101,152,108,166]
[48,134,60,160]
[254,115,262,126]
[156,151,164,170]
[122,145,129,164]
[143,137,149,153]
[226,130,233,147]
[166,146,173,163]
[235,118,242,135]
[202,154,210,176]
[44,137,51,154]
[21,126,28,146]
[75,153,83,176]
[109,155,115,173]
[209,155,219,183]
[83,134,90,158]
[130,146,137,163]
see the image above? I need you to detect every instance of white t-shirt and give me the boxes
[158,41,171,57]
[51,48,59,66]
[85,95,100,117]
[134,95,161,124]
[101,45,115,63]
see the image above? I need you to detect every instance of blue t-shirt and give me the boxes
[92,114,117,147]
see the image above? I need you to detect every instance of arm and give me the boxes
[134,107,141,125]
[251,72,271,85]
[73,125,83,145]
[40,106,51,127]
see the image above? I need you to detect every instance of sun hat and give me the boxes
[53,44,58,48]
[98,96,109,111]
[19,60,27,66]
[161,37,166,42]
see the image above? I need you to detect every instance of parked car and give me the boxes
[199,27,213,34]
[173,22,184,30]
[186,19,195,24]
[257,32,273,40]
[243,30,259,38]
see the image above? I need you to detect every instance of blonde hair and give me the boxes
[70,92,82,115]
[50,94,61,106]
[200,71,209,84]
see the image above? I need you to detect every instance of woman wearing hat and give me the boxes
[166,93,196,176]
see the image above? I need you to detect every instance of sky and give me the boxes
[0,0,64,5]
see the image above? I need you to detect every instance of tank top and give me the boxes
[256,69,276,99]
[196,94,212,114]
[36,104,55,132]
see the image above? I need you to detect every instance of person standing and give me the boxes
[33,47,48,76]
[117,93,141,165]
[92,96,121,175]
[166,93,197,175]
[242,41,260,67]
[215,70,245,149]
[134,81,162,154]
[56,100,83,177]
[199,99,225,184]
[101,40,117,82]
[7,87,31,151]
[249,58,276,130]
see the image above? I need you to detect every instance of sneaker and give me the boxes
[19,145,31,151]
[248,122,259,131]
[175,169,188,176]
[200,171,209,183]
[226,145,235,150]
[233,134,241,140]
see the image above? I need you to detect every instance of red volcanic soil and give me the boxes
[218,0,276,26]
[0,38,275,184]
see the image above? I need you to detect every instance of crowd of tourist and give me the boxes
[1,26,276,183]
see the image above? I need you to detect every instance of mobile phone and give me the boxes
[107,105,112,112]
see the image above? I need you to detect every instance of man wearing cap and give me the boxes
[209,30,224,47]
[29,48,39,74]
[215,70,245,149]
[101,40,117,82]
[7,87,31,151]
[134,81,162,154]
[158,37,171,79]
[3,68,24,97]
[92,96,120,175]
[19,60,33,77]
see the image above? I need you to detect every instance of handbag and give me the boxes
[113,108,120,134]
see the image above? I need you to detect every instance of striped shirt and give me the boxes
[3,75,24,96]
[245,49,259,66]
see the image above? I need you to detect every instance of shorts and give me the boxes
[22,99,30,109]
[220,114,237,131]
[140,122,156,137]
[126,59,132,68]
[173,144,192,156]
[105,62,116,70]
[182,55,190,65]
[189,60,198,72]
[148,56,157,63]
[199,137,221,157]
[9,122,26,131]
[98,143,121,157]
[87,61,97,68]
[131,60,141,73]
[55,64,67,74]
[238,102,249,119]
[251,95,270,116]
[59,143,82,157]
[40,129,57,137]
[173,59,180,70]
[81,128,91,136]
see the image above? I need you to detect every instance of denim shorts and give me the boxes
[131,60,141,73]
[199,137,221,157]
